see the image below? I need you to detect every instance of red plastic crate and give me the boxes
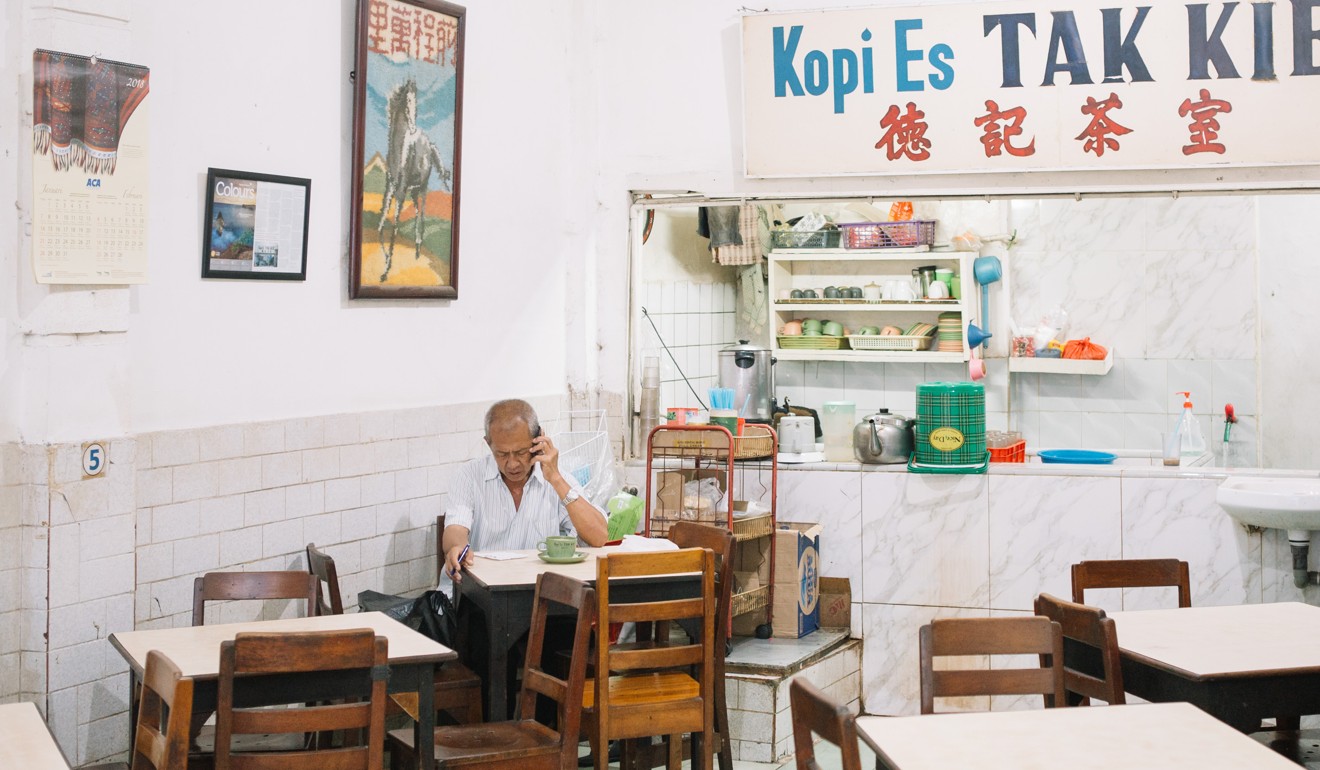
[989,440,1026,463]
[839,220,936,249]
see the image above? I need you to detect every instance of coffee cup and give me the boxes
[537,535,578,559]
[928,280,950,299]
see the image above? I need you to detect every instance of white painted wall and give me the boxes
[2,0,584,441]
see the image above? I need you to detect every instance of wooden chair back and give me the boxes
[1034,593,1125,705]
[131,650,194,770]
[667,523,735,770]
[216,629,388,770]
[1070,558,1191,607]
[593,548,716,752]
[518,572,597,765]
[192,570,319,626]
[668,521,734,650]
[305,543,343,616]
[918,616,1066,714]
[789,678,862,770]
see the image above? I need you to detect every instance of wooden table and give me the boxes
[108,611,456,770]
[0,702,72,769]
[856,702,1298,769]
[456,546,699,720]
[1098,601,1320,732]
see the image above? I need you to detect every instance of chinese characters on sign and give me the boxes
[365,0,459,65]
[743,0,1318,177]
[877,88,1235,163]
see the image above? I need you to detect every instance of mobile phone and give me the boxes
[531,426,543,456]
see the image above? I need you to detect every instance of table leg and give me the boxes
[415,661,436,770]
[486,599,509,722]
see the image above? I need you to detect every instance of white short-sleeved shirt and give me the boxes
[444,454,595,551]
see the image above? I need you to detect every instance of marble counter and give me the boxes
[620,458,1320,715]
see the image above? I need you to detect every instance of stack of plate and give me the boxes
[936,312,962,352]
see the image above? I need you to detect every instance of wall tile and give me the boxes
[988,476,1122,611]
[243,423,286,456]
[861,473,989,607]
[197,425,244,462]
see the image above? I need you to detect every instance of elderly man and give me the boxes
[443,398,608,581]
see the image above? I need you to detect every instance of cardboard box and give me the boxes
[653,469,726,524]
[818,577,851,631]
[772,523,822,638]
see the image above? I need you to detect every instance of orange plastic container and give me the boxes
[989,440,1026,463]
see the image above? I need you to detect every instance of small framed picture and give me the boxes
[202,167,311,281]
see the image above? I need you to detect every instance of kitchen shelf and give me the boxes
[768,248,978,362]
[1007,348,1114,375]
[775,349,967,363]
[769,247,937,260]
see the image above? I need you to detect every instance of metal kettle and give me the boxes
[853,409,915,464]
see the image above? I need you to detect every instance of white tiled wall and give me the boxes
[728,641,861,763]
[641,197,1261,465]
[639,280,740,410]
[14,393,617,765]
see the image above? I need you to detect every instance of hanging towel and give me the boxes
[712,204,764,266]
[738,263,767,335]
[697,206,743,249]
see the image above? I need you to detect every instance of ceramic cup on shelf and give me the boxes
[928,280,950,299]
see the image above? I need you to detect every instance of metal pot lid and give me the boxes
[865,408,912,426]
[722,339,770,353]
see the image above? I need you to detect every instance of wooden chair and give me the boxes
[584,547,717,770]
[918,616,1066,714]
[307,540,483,726]
[135,650,196,770]
[789,679,862,770]
[192,570,320,626]
[306,543,343,616]
[1033,593,1125,706]
[84,651,195,770]
[216,629,389,770]
[1070,558,1192,608]
[385,572,596,770]
[668,522,734,770]
[610,523,736,770]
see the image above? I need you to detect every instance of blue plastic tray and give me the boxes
[1038,449,1117,465]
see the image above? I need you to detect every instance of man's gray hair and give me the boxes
[484,399,540,438]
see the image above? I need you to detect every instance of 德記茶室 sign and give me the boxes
[741,0,1320,177]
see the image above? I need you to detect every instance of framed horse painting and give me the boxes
[349,0,465,299]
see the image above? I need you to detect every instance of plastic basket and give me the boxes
[839,220,936,249]
[777,335,849,350]
[989,440,1026,463]
[769,229,842,249]
[913,381,986,467]
[846,334,933,352]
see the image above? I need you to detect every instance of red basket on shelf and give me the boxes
[989,440,1026,463]
[839,220,936,249]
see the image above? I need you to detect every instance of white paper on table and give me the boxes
[614,535,681,553]
[474,551,526,560]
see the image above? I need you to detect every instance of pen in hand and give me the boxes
[450,543,471,577]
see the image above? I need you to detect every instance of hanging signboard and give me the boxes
[742,1,1320,177]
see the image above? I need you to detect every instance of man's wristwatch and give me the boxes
[561,488,581,506]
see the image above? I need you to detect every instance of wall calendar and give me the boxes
[32,49,150,284]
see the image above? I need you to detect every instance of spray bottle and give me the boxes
[1175,391,1207,456]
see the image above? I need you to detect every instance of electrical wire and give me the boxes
[640,306,709,410]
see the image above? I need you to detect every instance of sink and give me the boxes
[1216,476,1320,532]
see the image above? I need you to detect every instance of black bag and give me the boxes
[358,589,458,648]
